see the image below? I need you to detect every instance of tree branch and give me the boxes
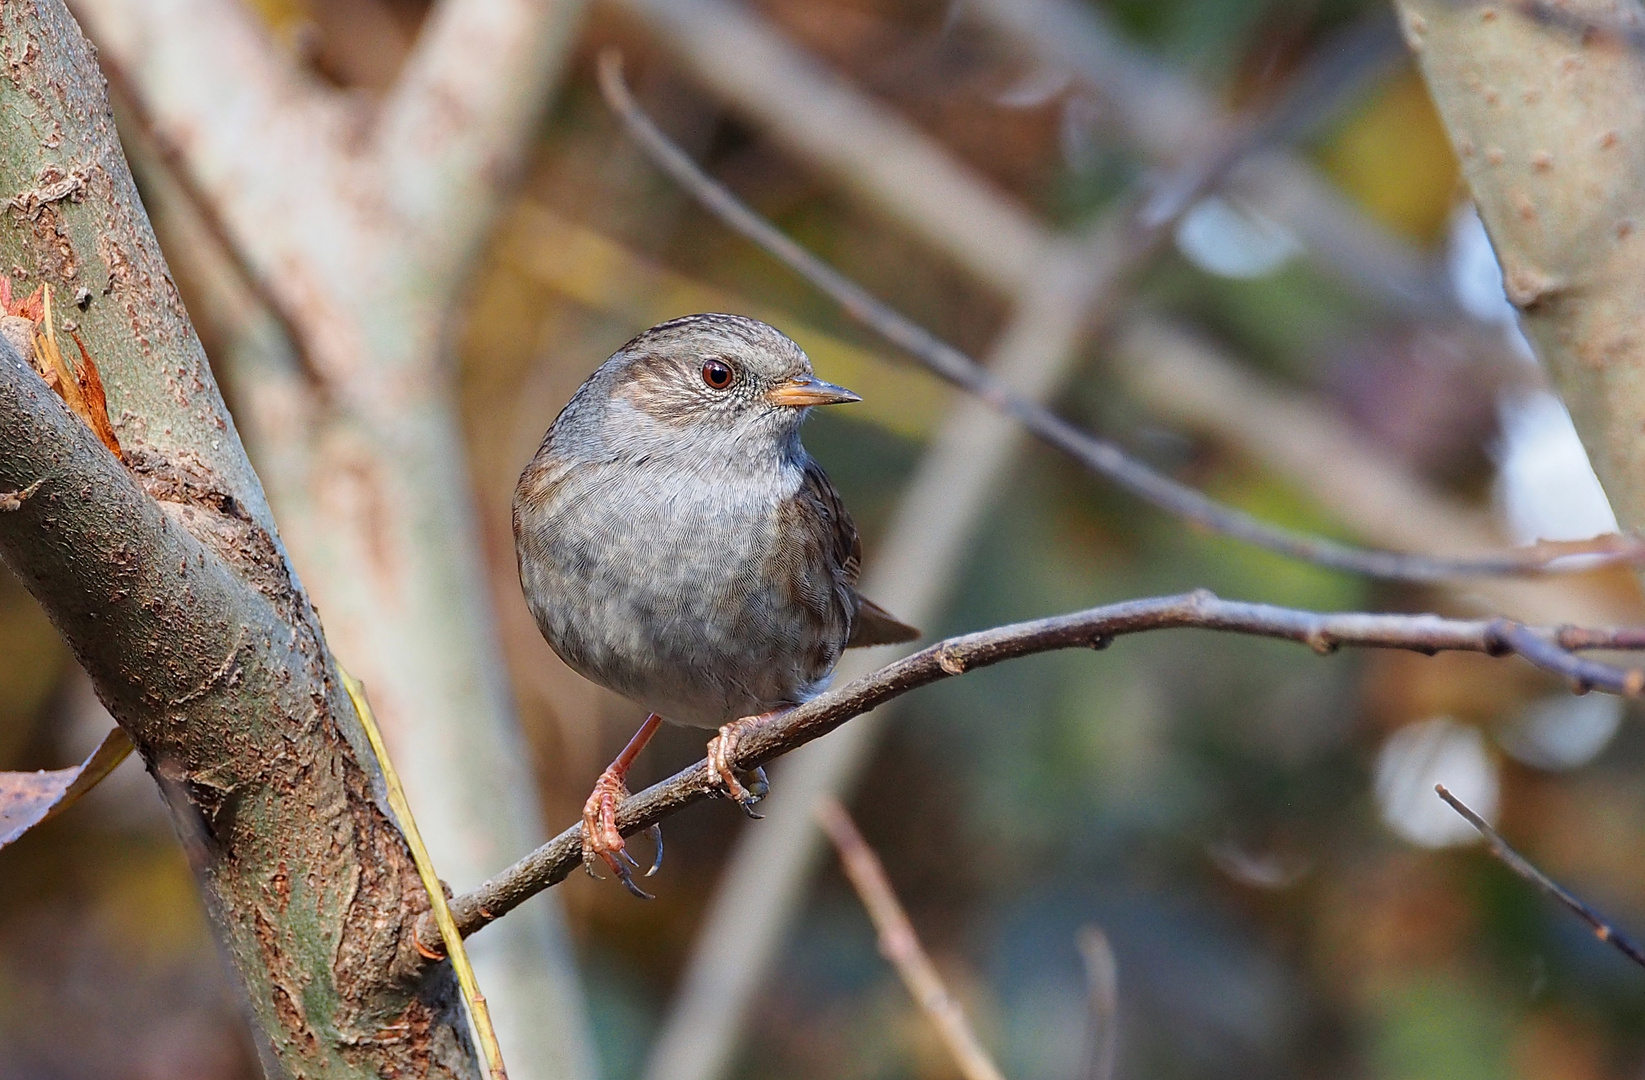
[422,590,1645,958]
[817,798,1008,1080]
[611,0,1051,295]
[66,0,370,387]
[1396,0,1645,534]
[966,0,1458,317]
[374,0,588,291]
[596,53,1644,583]
[1110,316,1644,627]
[1437,785,1645,970]
[73,2,601,1071]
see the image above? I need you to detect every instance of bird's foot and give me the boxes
[581,764,663,900]
[707,712,776,818]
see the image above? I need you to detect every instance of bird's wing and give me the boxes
[795,456,858,578]
[794,459,922,648]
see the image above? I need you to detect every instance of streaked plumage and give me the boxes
[513,313,917,730]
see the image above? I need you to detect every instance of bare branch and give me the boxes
[596,52,1644,583]
[612,0,1050,294]
[426,590,1645,956]
[1436,785,1645,970]
[817,798,1008,1080]
[967,0,1457,317]
[1111,317,1643,627]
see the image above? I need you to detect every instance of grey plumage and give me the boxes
[513,314,918,731]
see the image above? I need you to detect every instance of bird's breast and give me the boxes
[516,457,844,727]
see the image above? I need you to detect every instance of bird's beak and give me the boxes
[766,374,862,408]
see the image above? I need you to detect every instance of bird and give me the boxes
[513,313,919,897]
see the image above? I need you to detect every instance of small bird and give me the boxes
[514,314,919,896]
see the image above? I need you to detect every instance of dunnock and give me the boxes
[514,314,918,896]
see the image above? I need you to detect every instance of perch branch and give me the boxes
[597,53,1643,583]
[817,798,1008,1080]
[642,232,1105,1080]
[1437,785,1645,969]
[420,591,1645,957]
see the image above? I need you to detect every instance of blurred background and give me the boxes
[5,0,1645,1077]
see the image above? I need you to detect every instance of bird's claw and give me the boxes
[643,823,664,877]
[580,765,661,899]
[708,719,772,817]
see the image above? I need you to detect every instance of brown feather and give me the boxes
[791,458,920,648]
[847,595,921,647]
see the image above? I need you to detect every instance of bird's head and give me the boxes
[584,314,859,458]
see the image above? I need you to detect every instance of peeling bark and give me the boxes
[0,4,479,1076]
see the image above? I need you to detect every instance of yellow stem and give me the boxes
[341,668,509,1080]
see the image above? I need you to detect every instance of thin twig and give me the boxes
[1136,9,1404,229]
[1436,785,1645,970]
[1077,927,1119,1080]
[343,672,509,1080]
[817,798,1007,1080]
[595,52,1645,583]
[417,591,1645,961]
[1490,621,1645,694]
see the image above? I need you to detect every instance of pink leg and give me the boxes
[582,713,665,898]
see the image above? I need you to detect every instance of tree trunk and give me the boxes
[0,3,479,1075]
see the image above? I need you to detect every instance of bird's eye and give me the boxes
[701,359,735,390]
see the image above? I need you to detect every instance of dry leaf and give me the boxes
[0,726,134,849]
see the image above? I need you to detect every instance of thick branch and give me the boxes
[423,591,1643,956]
[82,2,601,1072]
[374,0,588,288]
[1396,0,1645,532]
[66,0,372,386]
